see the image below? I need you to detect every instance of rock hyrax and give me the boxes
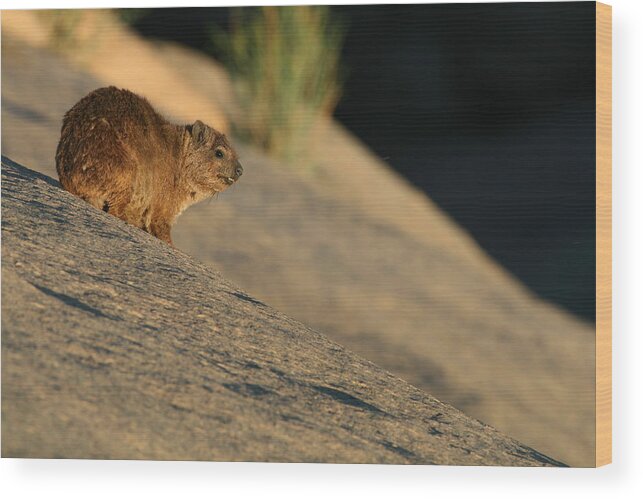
[56,86,243,245]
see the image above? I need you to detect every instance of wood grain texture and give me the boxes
[595,1,612,467]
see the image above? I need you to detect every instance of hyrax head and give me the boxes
[185,120,243,194]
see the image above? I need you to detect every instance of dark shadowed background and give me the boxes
[131,1,596,322]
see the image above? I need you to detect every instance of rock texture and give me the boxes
[1,157,564,466]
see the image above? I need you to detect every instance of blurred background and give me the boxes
[132,3,596,323]
[2,3,596,466]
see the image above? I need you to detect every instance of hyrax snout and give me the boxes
[55,86,242,245]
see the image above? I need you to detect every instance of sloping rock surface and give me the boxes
[1,158,563,466]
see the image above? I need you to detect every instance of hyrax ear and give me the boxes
[191,120,206,144]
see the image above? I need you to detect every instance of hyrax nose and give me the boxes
[234,162,243,179]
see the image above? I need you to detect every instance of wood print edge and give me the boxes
[595,0,612,468]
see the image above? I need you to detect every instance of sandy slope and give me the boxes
[1,15,594,466]
[1,10,228,133]
[1,157,566,466]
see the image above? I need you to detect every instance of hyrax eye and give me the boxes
[215,149,225,159]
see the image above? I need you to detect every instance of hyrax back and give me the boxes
[56,86,242,245]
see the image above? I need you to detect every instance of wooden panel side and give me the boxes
[595,1,612,467]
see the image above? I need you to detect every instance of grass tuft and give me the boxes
[213,6,345,166]
[36,10,86,52]
[36,9,113,56]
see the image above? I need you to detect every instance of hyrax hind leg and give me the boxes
[62,163,135,226]
[56,112,137,224]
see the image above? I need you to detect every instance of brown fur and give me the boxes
[55,86,242,245]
